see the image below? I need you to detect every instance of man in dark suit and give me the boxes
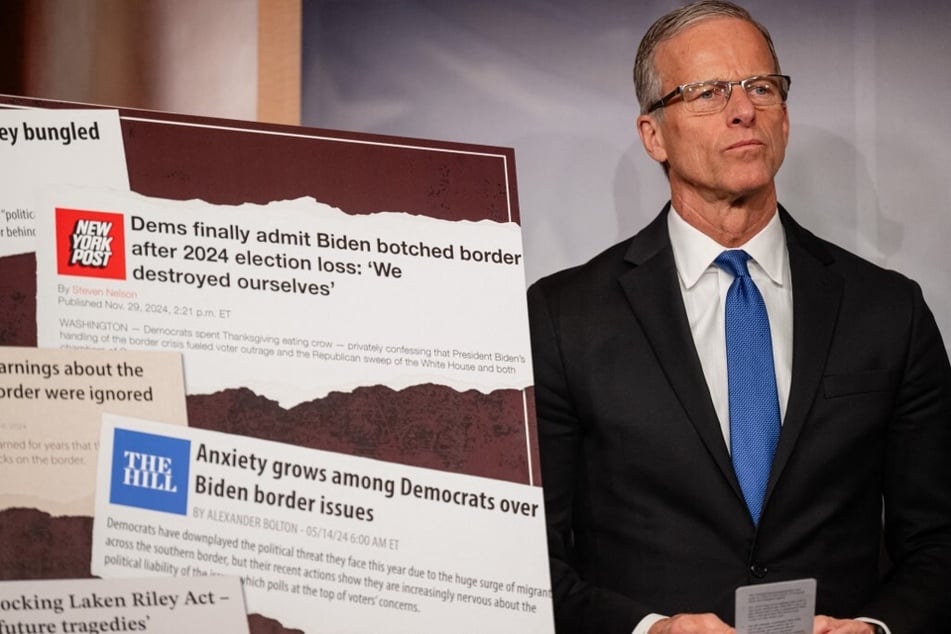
[527,2,951,633]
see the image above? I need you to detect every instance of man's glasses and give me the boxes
[647,74,791,114]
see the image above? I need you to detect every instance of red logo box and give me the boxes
[55,208,127,280]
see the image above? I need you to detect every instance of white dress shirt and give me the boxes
[667,207,793,445]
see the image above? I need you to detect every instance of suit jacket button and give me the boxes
[749,563,768,578]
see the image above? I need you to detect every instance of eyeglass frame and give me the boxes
[646,74,791,114]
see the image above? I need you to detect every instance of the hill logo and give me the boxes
[55,208,126,280]
[110,428,190,515]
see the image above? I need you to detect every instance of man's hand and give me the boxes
[813,616,876,634]
[648,613,735,634]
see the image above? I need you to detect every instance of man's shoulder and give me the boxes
[780,211,934,337]
[530,202,673,292]
[530,205,671,299]
[783,211,918,292]
[527,236,642,310]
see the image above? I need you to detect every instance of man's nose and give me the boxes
[725,86,756,125]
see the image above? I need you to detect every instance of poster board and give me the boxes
[0,95,550,633]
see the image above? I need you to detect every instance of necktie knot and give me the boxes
[714,249,752,278]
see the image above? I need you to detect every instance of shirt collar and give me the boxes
[667,205,788,289]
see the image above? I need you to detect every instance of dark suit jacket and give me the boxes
[527,205,951,634]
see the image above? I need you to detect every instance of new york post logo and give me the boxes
[55,208,126,279]
[110,428,190,515]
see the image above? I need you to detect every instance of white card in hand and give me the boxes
[735,578,816,634]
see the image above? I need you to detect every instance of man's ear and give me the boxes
[637,114,668,164]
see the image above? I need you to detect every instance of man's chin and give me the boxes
[720,170,778,198]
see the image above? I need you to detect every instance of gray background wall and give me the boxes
[301,1,951,347]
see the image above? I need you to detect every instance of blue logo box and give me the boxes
[110,428,190,515]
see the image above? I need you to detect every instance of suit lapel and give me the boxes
[618,206,844,513]
[618,207,742,497]
[764,208,843,502]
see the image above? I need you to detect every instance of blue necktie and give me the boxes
[714,250,780,525]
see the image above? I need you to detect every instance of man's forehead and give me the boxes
[653,17,774,84]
